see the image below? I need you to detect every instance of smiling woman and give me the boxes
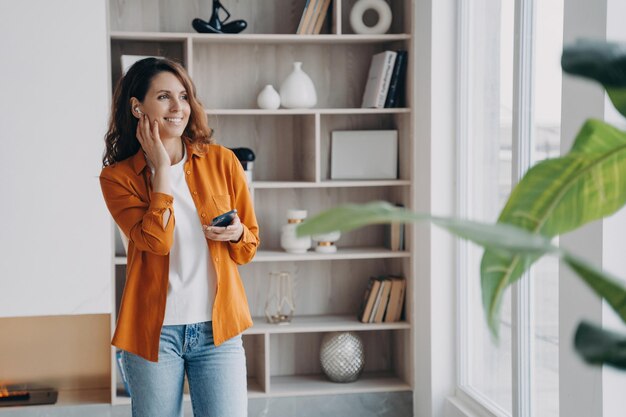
[99,57,260,417]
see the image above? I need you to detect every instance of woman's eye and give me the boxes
[181,95,188,100]
[158,94,168,100]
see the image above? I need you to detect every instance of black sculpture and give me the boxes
[192,0,247,34]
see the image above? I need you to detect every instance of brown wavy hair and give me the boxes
[102,57,213,167]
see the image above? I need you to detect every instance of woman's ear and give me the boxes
[129,98,142,119]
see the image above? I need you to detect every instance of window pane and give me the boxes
[532,1,563,415]
[463,0,514,414]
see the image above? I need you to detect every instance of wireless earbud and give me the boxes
[134,107,143,115]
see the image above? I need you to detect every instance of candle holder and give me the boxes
[265,271,295,325]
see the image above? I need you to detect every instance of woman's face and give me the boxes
[137,71,191,140]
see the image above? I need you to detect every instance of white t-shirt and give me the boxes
[155,146,217,325]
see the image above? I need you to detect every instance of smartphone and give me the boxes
[210,209,237,227]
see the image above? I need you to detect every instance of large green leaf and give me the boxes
[296,201,559,256]
[481,119,626,335]
[562,39,626,117]
[575,321,626,369]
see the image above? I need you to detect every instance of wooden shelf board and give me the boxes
[253,247,410,262]
[251,180,411,189]
[111,31,411,44]
[268,372,410,397]
[206,108,410,115]
[245,315,410,335]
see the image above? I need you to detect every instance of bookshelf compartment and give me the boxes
[253,187,403,249]
[240,258,406,318]
[243,334,268,395]
[110,39,186,90]
[192,42,399,109]
[320,113,410,181]
[110,0,311,34]
[209,114,316,182]
[267,329,409,396]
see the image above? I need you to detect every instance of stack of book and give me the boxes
[361,50,408,108]
[296,0,332,35]
[357,275,406,323]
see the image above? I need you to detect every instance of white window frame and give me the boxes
[455,0,537,416]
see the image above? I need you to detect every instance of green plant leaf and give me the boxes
[297,201,558,256]
[575,321,626,369]
[563,254,626,323]
[481,119,626,336]
[562,39,626,117]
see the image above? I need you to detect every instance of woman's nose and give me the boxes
[170,97,182,111]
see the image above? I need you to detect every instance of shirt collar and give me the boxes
[131,137,203,175]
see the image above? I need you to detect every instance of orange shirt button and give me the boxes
[201,213,206,218]
[215,258,219,263]
[193,191,198,195]
[186,170,191,175]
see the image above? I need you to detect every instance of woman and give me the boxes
[100,57,259,417]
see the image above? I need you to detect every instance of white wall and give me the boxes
[0,0,112,316]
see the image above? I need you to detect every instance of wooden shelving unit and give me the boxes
[108,0,414,404]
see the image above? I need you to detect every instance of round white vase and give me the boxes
[279,62,317,109]
[257,84,281,110]
[280,209,312,253]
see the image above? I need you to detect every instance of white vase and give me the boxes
[280,209,312,253]
[257,84,281,110]
[279,62,317,109]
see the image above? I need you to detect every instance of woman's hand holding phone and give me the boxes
[203,212,244,243]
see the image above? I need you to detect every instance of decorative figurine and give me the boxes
[192,0,248,34]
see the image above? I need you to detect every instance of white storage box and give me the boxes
[330,130,398,180]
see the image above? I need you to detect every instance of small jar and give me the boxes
[312,231,341,253]
[280,209,312,254]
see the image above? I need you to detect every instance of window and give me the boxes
[457,0,563,416]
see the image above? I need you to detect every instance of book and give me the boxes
[361,50,398,108]
[360,277,382,322]
[373,278,392,323]
[368,276,388,323]
[310,0,332,34]
[384,277,406,322]
[386,203,405,250]
[296,0,315,34]
[357,277,376,321]
[116,350,131,396]
[384,50,408,108]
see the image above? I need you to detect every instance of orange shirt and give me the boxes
[99,140,259,362]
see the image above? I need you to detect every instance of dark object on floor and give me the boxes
[0,384,58,407]
[192,0,247,34]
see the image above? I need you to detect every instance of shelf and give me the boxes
[253,247,410,262]
[269,372,410,397]
[113,248,408,266]
[251,180,411,189]
[207,108,411,115]
[111,31,411,44]
[245,315,410,335]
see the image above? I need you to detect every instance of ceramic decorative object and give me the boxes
[257,84,281,110]
[349,0,393,35]
[280,209,312,253]
[264,271,295,324]
[279,62,317,109]
[192,0,247,34]
[320,332,365,382]
[311,231,341,253]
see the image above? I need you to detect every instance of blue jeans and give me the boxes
[121,321,247,417]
